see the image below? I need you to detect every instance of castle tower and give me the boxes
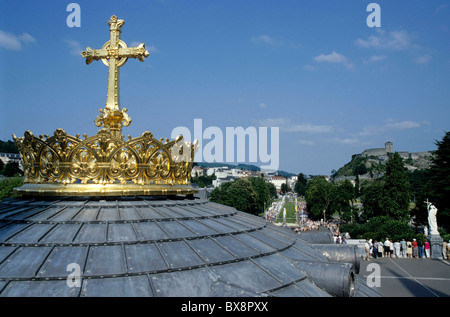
[385,141,393,154]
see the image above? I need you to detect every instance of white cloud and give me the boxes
[365,55,386,63]
[359,120,422,136]
[19,33,36,43]
[414,54,432,64]
[385,120,421,130]
[303,65,316,71]
[130,42,158,53]
[255,118,333,134]
[286,123,333,134]
[329,138,360,145]
[0,30,36,50]
[297,140,315,146]
[64,39,83,56]
[251,35,278,46]
[313,51,354,69]
[259,103,267,109]
[355,30,413,50]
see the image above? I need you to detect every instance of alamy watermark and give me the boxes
[66,263,81,288]
[171,119,280,171]
[366,263,381,288]
[66,3,81,28]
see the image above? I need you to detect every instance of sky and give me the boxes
[0,0,449,176]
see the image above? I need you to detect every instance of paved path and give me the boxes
[359,257,450,297]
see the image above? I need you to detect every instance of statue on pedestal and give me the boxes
[425,199,439,235]
[425,199,443,259]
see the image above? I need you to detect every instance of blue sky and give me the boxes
[0,0,449,175]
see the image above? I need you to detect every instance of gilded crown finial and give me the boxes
[13,15,198,197]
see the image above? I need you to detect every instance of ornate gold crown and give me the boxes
[13,15,198,197]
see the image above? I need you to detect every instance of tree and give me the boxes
[332,179,355,223]
[354,174,360,197]
[191,173,216,188]
[2,161,23,177]
[355,163,368,176]
[294,173,308,196]
[249,176,270,213]
[0,140,19,153]
[224,179,258,214]
[266,182,277,200]
[281,183,289,194]
[362,181,384,220]
[428,131,450,229]
[0,177,23,201]
[305,176,335,220]
[408,169,431,226]
[210,177,274,215]
[379,152,411,221]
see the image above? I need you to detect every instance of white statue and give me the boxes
[425,200,439,235]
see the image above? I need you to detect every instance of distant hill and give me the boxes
[333,145,433,181]
[194,162,260,171]
[193,162,296,177]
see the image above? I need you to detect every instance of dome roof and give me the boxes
[0,195,380,297]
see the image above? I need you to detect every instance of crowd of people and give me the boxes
[364,238,450,261]
[293,219,321,232]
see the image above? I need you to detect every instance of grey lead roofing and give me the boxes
[0,195,380,297]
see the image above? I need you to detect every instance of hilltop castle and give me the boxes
[353,141,433,169]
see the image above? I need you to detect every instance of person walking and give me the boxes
[394,240,401,258]
[378,240,384,258]
[418,240,424,258]
[401,239,407,258]
[364,239,371,261]
[384,238,392,258]
[412,239,419,258]
[406,240,413,258]
[424,240,431,258]
[372,240,378,259]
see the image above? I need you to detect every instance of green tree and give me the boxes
[209,182,232,204]
[2,161,23,177]
[249,176,270,214]
[428,131,450,229]
[408,169,431,226]
[305,176,335,220]
[354,174,360,197]
[0,140,19,153]
[225,179,258,214]
[266,182,277,200]
[0,177,23,201]
[355,163,367,175]
[294,173,308,196]
[379,152,411,221]
[332,179,355,223]
[361,181,384,220]
[281,183,289,194]
[191,173,216,188]
[210,178,259,214]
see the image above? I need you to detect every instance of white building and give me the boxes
[0,153,22,170]
[269,176,287,193]
[191,166,204,178]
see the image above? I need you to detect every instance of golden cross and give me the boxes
[81,15,149,136]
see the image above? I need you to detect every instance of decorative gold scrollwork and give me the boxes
[13,128,197,190]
